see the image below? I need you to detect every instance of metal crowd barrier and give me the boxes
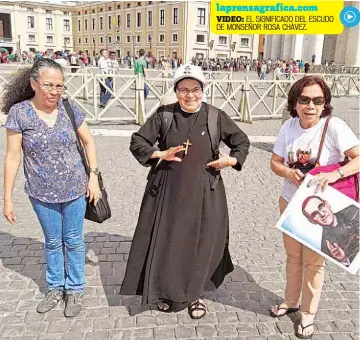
[0,65,358,124]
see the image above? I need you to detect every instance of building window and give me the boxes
[160,9,165,25]
[117,5,121,9]
[46,10,52,14]
[108,36,112,43]
[108,6,111,11]
[28,16,35,28]
[127,3,130,8]
[126,13,130,28]
[28,34,35,41]
[196,34,205,43]
[126,35,131,43]
[85,37,88,43]
[172,33,178,43]
[148,11,152,26]
[108,16,112,29]
[85,11,87,14]
[46,36,53,43]
[92,9,95,13]
[64,37,70,44]
[92,18,95,30]
[27,8,34,12]
[84,19,88,31]
[241,38,249,47]
[197,8,206,25]
[46,18,53,30]
[148,34,152,42]
[64,19,70,31]
[63,11,69,15]
[173,8,178,25]
[100,37,104,44]
[116,35,120,42]
[78,38,81,44]
[137,35,141,43]
[78,11,80,15]
[149,1,152,4]
[137,12,141,27]
[159,34,164,43]
[117,15,120,27]
[100,8,103,12]
[219,36,227,45]
[100,17,103,30]
[78,19,81,31]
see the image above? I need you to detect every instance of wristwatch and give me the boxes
[89,168,100,175]
[337,168,344,179]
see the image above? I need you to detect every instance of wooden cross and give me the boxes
[183,139,192,155]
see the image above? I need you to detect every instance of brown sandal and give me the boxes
[188,300,206,319]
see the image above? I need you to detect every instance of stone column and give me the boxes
[345,2,360,66]
[291,35,304,60]
[282,35,293,60]
[264,35,272,59]
[334,28,349,64]
[270,35,282,59]
[309,34,325,64]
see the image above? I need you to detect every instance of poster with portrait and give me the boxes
[276,175,360,275]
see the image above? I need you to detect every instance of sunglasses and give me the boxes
[297,96,325,105]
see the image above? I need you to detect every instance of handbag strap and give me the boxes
[315,116,332,166]
[62,98,90,175]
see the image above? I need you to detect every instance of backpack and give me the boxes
[159,103,220,160]
[149,103,221,189]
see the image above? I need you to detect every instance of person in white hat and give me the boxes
[160,65,207,105]
[121,64,250,320]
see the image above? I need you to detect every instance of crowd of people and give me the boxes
[1,49,359,340]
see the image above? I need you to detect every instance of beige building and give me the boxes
[72,0,259,62]
[0,1,75,53]
[73,1,185,60]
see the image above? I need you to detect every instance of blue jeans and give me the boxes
[30,195,86,292]
[144,84,150,99]
[100,78,113,106]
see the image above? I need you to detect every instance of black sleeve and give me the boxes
[129,109,162,167]
[219,110,250,171]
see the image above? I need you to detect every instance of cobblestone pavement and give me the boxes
[0,100,359,339]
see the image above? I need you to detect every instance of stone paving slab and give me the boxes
[0,128,358,339]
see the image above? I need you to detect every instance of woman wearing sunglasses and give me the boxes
[270,76,360,339]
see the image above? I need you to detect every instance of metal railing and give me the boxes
[0,65,358,125]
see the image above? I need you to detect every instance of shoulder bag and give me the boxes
[308,116,359,201]
[63,98,111,223]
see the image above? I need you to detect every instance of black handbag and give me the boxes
[63,98,111,223]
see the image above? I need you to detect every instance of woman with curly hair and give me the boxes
[2,59,100,317]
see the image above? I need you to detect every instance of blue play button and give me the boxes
[340,6,360,27]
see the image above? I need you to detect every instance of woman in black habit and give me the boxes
[120,64,250,319]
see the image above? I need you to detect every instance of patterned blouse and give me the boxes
[5,99,88,203]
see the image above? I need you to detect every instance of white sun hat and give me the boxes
[173,64,206,87]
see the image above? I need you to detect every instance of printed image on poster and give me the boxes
[276,175,360,274]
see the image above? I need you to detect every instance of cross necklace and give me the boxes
[181,110,201,155]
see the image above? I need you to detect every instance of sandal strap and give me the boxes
[300,323,314,331]
[189,301,206,310]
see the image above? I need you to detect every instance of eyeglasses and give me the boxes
[177,88,203,95]
[297,96,325,105]
[33,79,67,92]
